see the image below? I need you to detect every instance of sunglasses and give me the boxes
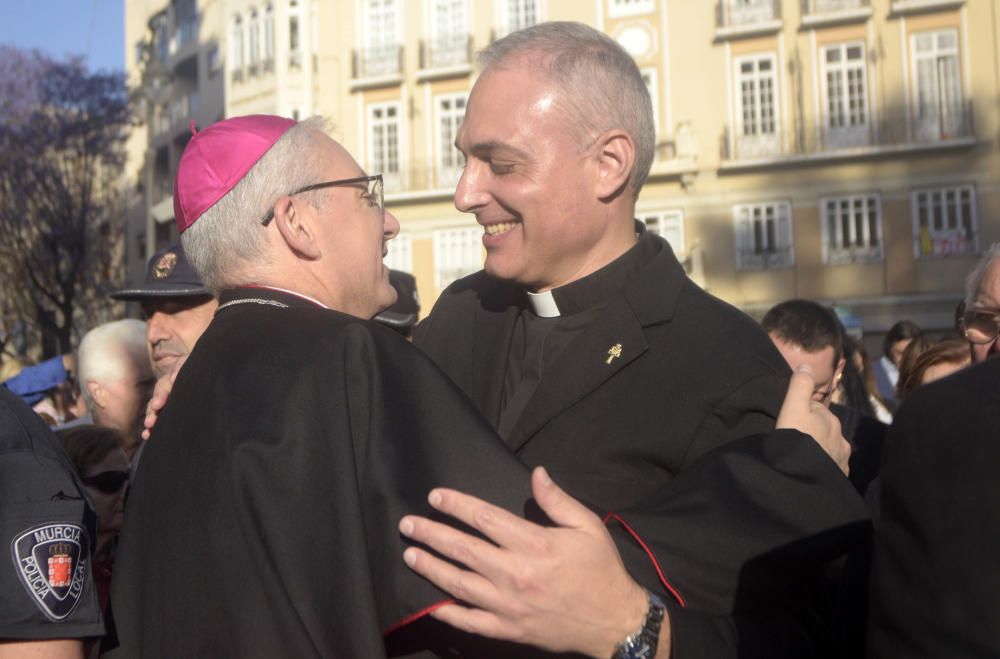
[82,470,130,494]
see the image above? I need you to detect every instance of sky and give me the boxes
[0,0,125,73]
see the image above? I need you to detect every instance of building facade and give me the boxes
[123,0,1000,338]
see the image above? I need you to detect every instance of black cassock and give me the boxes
[107,287,867,659]
[106,287,536,658]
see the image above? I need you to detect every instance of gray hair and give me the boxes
[181,116,331,293]
[78,319,149,413]
[965,242,1000,308]
[479,21,655,199]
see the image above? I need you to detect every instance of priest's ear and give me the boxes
[270,195,321,260]
[592,128,635,201]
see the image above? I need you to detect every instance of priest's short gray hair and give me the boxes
[479,22,655,199]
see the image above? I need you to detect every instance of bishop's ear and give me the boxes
[593,129,635,200]
[271,195,321,260]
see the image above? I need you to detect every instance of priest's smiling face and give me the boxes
[453,61,628,293]
[307,132,400,319]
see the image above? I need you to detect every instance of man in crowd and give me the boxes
[868,243,1000,657]
[403,22,863,658]
[762,299,846,406]
[77,319,154,459]
[111,243,217,380]
[0,385,104,658]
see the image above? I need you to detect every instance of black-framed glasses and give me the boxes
[82,470,130,494]
[261,174,384,226]
[962,307,1000,345]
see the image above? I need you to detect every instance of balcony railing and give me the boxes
[419,35,473,71]
[716,0,781,29]
[802,0,870,13]
[737,245,795,271]
[352,45,404,79]
[720,101,975,162]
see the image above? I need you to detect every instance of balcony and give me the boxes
[351,46,404,88]
[720,101,976,170]
[715,0,782,39]
[801,0,872,27]
[418,35,473,79]
[890,0,965,16]
[737,245,795,271]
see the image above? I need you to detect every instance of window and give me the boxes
[435,93,467,188]
[821,194,883,264]
[362,0,400,77]
[640,211,685,257]
[821,42,868,148]
[208,45,221,73]
[385,233,413,272]
[609,0,655,18]
[734,54,779,158]
[248,8,260,70]
[434,227,482,290]
[912,185,977,258]
[174,0,198,48]
[264,4,275,65]
[368,102,402,191]
[733,202,793,270]
[500,0,538,36]
[428,0,467,68]
[912,29,964,141]
[231,14,244,75]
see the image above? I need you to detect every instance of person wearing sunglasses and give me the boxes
[57,425,129,617]
[868,243,1000,658]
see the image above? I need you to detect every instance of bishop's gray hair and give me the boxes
[181,116,331,293]
[965,242,1000,308]
[479,21,655,199]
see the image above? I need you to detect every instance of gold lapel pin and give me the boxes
[606,343,623,364]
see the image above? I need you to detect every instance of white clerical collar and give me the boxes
[527,290,560,318]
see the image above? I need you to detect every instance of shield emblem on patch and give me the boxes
[11,523,90,621]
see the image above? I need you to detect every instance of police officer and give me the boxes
[0,386,103,657]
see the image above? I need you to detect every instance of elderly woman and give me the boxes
[56,424,129,613]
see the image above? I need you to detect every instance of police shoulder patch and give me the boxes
[11,522,90,621]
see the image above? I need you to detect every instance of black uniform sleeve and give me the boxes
[0,390,103,640]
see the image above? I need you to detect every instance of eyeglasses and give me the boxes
[82,470,130,494]
[261,174,384,226]
[962,307,1000,345]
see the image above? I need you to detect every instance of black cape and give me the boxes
[106,288,535,658]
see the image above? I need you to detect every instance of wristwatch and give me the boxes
[611,591,666,659]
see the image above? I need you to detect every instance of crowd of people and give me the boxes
[1,20,998,659]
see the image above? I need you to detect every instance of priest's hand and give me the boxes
[399,466,668,658]
[141,355,187,440]
[777,365,851,475]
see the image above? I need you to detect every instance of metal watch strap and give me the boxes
[610,591,666,659]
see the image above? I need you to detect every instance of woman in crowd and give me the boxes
[896,338,971,401]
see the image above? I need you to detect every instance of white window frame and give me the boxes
[499,0,539,37]
[361,0,400,77]
[733,202,794,270]
[820,41,869,149]
[733,53,780,158]
[639,210,685,259]
[821,194,883,264]
[427,0,468,69]
[384,232,413,272]
[434,227,482,291]
[608,0,655,19]
[367,101,403,192]
[911,28,964,141]
[435,93,467,189]
[912,184,978,258]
